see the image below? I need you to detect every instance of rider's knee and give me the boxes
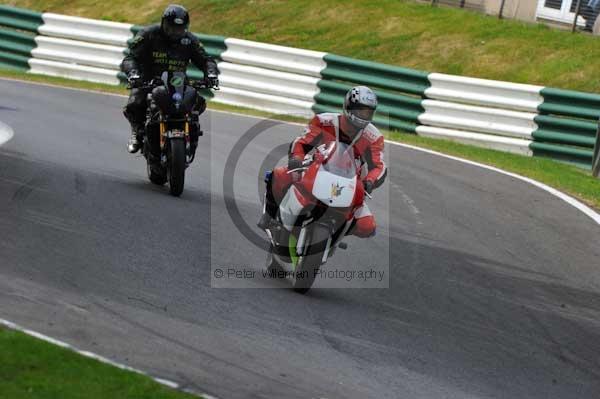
[271,166,293,202]
[352,215,376,238]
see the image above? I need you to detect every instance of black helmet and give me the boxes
[343,86,378,129]
[161,4,190,41]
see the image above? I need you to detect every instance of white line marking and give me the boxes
[1,77,598,226]
[0,317,215,397]
[0,120,14,146]
[386,141,600,226]
[23,329,71,348]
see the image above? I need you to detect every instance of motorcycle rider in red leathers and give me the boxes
[258,86,386,238]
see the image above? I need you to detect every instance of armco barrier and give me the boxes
[316,53,430,132]
[593,125,600,177]
[2,5,600,169]
[0,29,36,70]
[0,5,43,33]
[534,88,600,167]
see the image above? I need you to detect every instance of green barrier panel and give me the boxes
[539,87,600,120]
[0,50,29,70]
[532,130,596,148]
[0,5,43,33]
[316,60,426,131]
[317,80,423,113]
[322,54,430,96]
[533,115,597,149]
[593,123,600,177]
[315,91,421,124]
[530,141,593,168]
[0,28,36,57]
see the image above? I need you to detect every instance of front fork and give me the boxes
[158,119,193,165]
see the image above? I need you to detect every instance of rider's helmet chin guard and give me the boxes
[343,86,378,130]
[161,4,190,42]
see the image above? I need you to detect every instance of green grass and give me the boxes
[1,69,598,209]
[0,327,199,399]
[7,0,600,91]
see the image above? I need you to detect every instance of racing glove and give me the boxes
[288,156,303,171]
[126,70,141,88]
[206,73,219,88]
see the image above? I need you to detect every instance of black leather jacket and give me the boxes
[120,25,219,81]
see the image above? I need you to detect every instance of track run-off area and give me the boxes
[1,78,600,399]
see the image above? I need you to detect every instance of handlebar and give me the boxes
[129,77,219,91]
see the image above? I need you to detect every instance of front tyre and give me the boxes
[168,139,186,197]
[292,225,330,294]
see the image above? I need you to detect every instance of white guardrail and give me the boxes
[418,73,545,155]
[22,11,555,154]
[213,38,325,117]
[26,14,323,117]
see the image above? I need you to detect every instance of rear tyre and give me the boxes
[168,139,186,197]
[147,162,167,185]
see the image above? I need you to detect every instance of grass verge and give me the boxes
[1,69,598,210]
[0,326,199,399]
[7,0,600,91]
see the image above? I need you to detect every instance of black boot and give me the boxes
[258,173,278,230]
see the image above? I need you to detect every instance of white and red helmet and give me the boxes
[343,86,378,129]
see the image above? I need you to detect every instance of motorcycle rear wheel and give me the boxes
[147,162,167,185]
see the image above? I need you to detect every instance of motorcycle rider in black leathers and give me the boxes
[121,4,219,153]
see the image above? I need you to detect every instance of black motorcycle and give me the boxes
[138,71,216,196]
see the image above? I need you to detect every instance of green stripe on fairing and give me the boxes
[0,5,44,33]
[289,234,298,270]
[539,87,600,120]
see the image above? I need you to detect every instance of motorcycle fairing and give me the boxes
[312,171,356,208]
[279,186,307,231]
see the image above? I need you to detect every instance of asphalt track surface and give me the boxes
[1,78,600,399]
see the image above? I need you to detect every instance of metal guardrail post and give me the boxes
[593,118,600,177]
[573,0,583,32]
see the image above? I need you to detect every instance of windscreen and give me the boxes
[322,142,356,179]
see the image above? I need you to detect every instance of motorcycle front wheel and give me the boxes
[167,139,186,197]
[292,225,330,294]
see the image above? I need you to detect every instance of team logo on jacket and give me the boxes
[330,182,345,199]
[180,37,191,45]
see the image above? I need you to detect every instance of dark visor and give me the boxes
[164,24,187,38]
[352,106,375,120]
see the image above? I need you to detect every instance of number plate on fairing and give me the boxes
[167,130,185,138]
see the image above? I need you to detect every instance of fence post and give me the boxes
[431,0,438,6]
[499,0,507,18]
[572,0,583,32]
[460,0,466,8]
[593,119,600,177]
